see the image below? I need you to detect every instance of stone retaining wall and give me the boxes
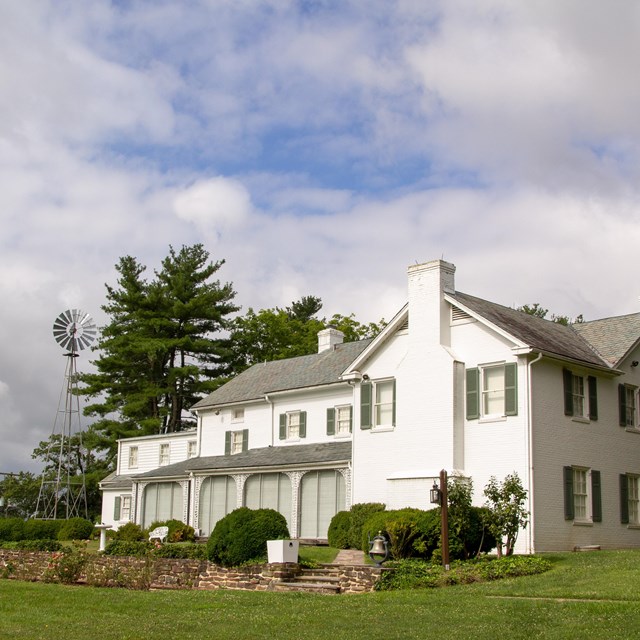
[0,550,381,594]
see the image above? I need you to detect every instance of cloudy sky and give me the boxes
[1,0,640,474]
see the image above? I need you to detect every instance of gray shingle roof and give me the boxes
[99,472,134,490]
[572,313,640,367]
[132,441,352,479]
[450,292,612,369]
[192,340,371,410]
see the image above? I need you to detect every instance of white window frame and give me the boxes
[128,446,138,469]
[481,365,506,418]
[335,405,351,436]
[572,375,586,419]
[230,430,244,455]
[624,386,638,428]
[120,495,132,522]
[286,411,301,440]
[187,440,197,459]
[628,475,640,525]
[573,467,590,522]
[231,408,245,423]
[159,443,170,466]
[374,379,395,428]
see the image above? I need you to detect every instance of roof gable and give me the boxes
[572,313,640,367]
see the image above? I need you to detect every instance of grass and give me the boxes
[298,545,339,564]
[2,550,640,639]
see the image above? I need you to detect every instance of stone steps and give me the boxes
[275,565,342,595]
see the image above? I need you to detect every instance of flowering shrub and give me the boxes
[43,544,89,584]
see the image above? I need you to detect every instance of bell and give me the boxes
[370,537,386,555]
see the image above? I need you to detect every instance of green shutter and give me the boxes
[299,411,307,438]
[113,496,121,521]
[563,369,574,416]
[224,431,231,455]
[242,429,249,452]
[588,376,598,420]
[392,379,397,426]
[279,414,287,440]
[348,405,353,433]
[505,363,518,416]
[620,474,630,524]
[619,384,627,427]
[563,466,574,520]
[591,470,602,523]
[326,408,335,435]
[361,381,372,429]
[466,368,479,420]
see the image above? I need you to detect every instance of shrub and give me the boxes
[0,518,26,542]
[112,522,146,542]
[361,508,440,560]
[327,511,352,549]
[104,540,153,557]
[15,539,64,552]
[348,503,386,549]
[207,507,289,567]
[154,543,208,560]
[146,519,195,543]
[43,547,89,584]
[57,518,94,541]
[24,519,64,541]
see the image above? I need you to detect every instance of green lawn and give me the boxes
[2,550,640,640]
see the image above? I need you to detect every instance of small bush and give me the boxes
[348,503,386,549]
[146,519,195,543]
[43,547,89,584]
[57,518,94,541]
[154,543,208,560]
[207,507,289,567]
[327,511,352,549]
[0,518,26,542]
[14,539,64,552]
[112,522,146,542]
[24,519,64,541]
[104,540,153,557]
[361,508,440,560]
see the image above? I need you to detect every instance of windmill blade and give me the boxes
[52,309,97,352]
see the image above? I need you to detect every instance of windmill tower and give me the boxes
[35,309,97,519]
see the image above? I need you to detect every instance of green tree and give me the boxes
[483,473,529,557]
[0,472,41,519]
[518,303,583,326]
[80,244,238,461]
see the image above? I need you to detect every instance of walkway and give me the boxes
[332,548,367,565]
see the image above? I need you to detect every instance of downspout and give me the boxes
[265,395,274,446]
[527,352,543,554]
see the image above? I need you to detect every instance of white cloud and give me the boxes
[174,177,253,232]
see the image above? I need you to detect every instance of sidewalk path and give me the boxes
[332,549,367,565]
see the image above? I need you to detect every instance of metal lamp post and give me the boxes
[429,469,450,571]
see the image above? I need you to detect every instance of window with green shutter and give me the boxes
[280,411,306,439]
[466,363,517,420]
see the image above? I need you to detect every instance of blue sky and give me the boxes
[2,0,640,473]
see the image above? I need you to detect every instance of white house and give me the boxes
[100,260,640,552]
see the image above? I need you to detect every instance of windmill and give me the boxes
[35,309,97,519]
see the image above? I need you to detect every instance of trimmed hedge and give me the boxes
[154,543,208,560]
[57,518,94,541]
[104,540,153,557]
[327,511,351,549]
[0,539,64,552]
[207,507,290,567]
[146,519,195,543]
[112,522,146,542]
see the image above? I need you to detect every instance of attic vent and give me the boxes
[397,317,409,332]
[451,306,473,323]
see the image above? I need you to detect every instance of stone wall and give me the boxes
[0,550,380,594]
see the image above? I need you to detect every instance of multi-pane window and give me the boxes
[336,406,352,435]
[620,473,640,525]
[466,364,517,420]
[360,379,396,429]
[128,446,138,469]
[564,466,601,523]
[563,370,597,420]
[231,431,244,454]
[159,443,170,466]
[573,468,588,521]
[187,440,197,459]
[120,495,131,522]
[375,381,395,426]
[225,429,248,455]
[572,376,585,418]
[232,408,245,422]
[619,385,638,428]
[279,412,307,440]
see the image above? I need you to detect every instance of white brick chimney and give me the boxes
[407,259,456,347]
[318,327,344,353]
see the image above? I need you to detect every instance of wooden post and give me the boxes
[440,469,450,571]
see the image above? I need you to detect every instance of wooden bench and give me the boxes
[148,526,169,543]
